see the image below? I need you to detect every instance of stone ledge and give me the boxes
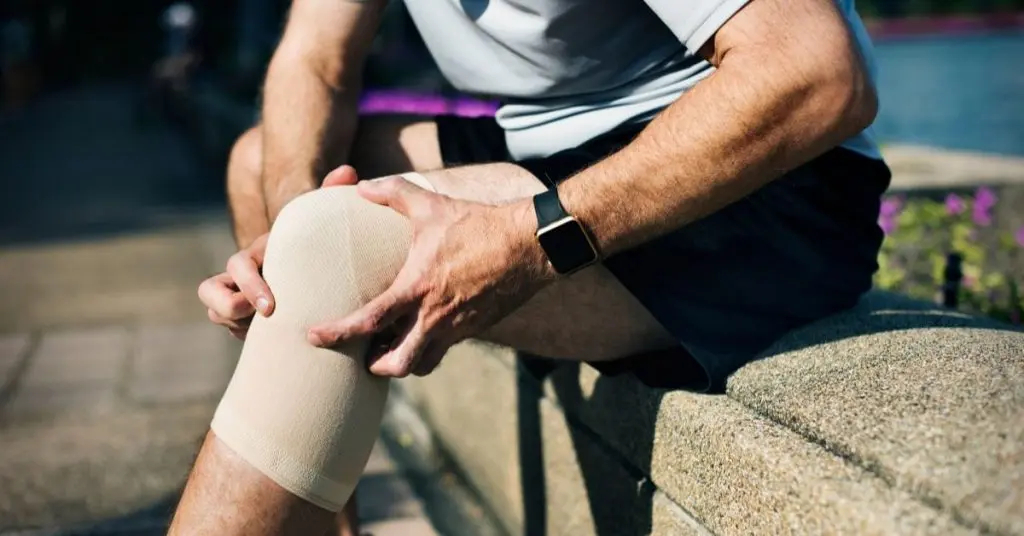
[729,292,1024,535]
[398,291,1023,535]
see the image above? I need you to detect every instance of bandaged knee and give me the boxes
[210,173,433,511]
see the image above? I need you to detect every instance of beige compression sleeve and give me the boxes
[210,173,434,511]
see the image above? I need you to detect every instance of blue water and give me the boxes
[872,32,1024,156]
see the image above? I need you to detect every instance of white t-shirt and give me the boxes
[403,0,880,160]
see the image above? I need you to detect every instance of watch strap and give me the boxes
[533,188,567,229]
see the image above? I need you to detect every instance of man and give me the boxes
[173,0,889,533]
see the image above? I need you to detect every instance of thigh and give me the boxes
[227,115,437,244]
[348,115,444,178]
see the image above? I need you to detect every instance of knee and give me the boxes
[260,187,413,311]
[227,126,262,192]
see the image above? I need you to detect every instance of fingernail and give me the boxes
[256,296,270,315]
[307,331,322,346]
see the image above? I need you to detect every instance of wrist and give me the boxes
[508,199,559,283]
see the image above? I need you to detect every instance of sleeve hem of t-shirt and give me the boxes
[685,0,752,53]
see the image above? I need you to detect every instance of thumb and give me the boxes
[322,165,359,188]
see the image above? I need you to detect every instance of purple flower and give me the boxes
[1015,226,1024,248]
[975,186,998,209]
[972,203,993,227]
[878,196,903,235]
[880,196,903,218]
[944,193,965,215]
[967,187,998,226]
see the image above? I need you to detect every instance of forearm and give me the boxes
[261,54,360,221]
[259,0,387,222]
[554,5,877,257]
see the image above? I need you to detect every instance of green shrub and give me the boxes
[875,187,1024,324]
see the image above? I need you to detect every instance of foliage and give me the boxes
[875,187,1024,324]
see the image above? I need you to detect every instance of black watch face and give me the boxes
[538,220,597,274]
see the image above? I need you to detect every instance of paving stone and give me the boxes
[0,334,31,387]
[20,327,129,388]
[0,229,215,333]
[5,383,118,418]
[128,323,239,404]
[0,404,212,530]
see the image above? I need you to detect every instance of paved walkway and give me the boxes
[0,84,436,535]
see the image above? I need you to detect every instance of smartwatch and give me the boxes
[533,188,600,275]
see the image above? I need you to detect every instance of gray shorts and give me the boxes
[437,116,891,392]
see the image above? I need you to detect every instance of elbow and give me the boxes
[837,68,878,136]
[817,56,879,141]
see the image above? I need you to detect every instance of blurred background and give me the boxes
[0,1,1022,535]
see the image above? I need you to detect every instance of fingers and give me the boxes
[226,241,274,316]
[358,176,436,219]
[322,165,359,188]
[369,324,451,378]
[209,309,252,340]
[198,272,255,321]
[200,273,255,339]
[199,233,273,339]
[368,322,430,378]
[307,288,413,348]
[206,307,250,331]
